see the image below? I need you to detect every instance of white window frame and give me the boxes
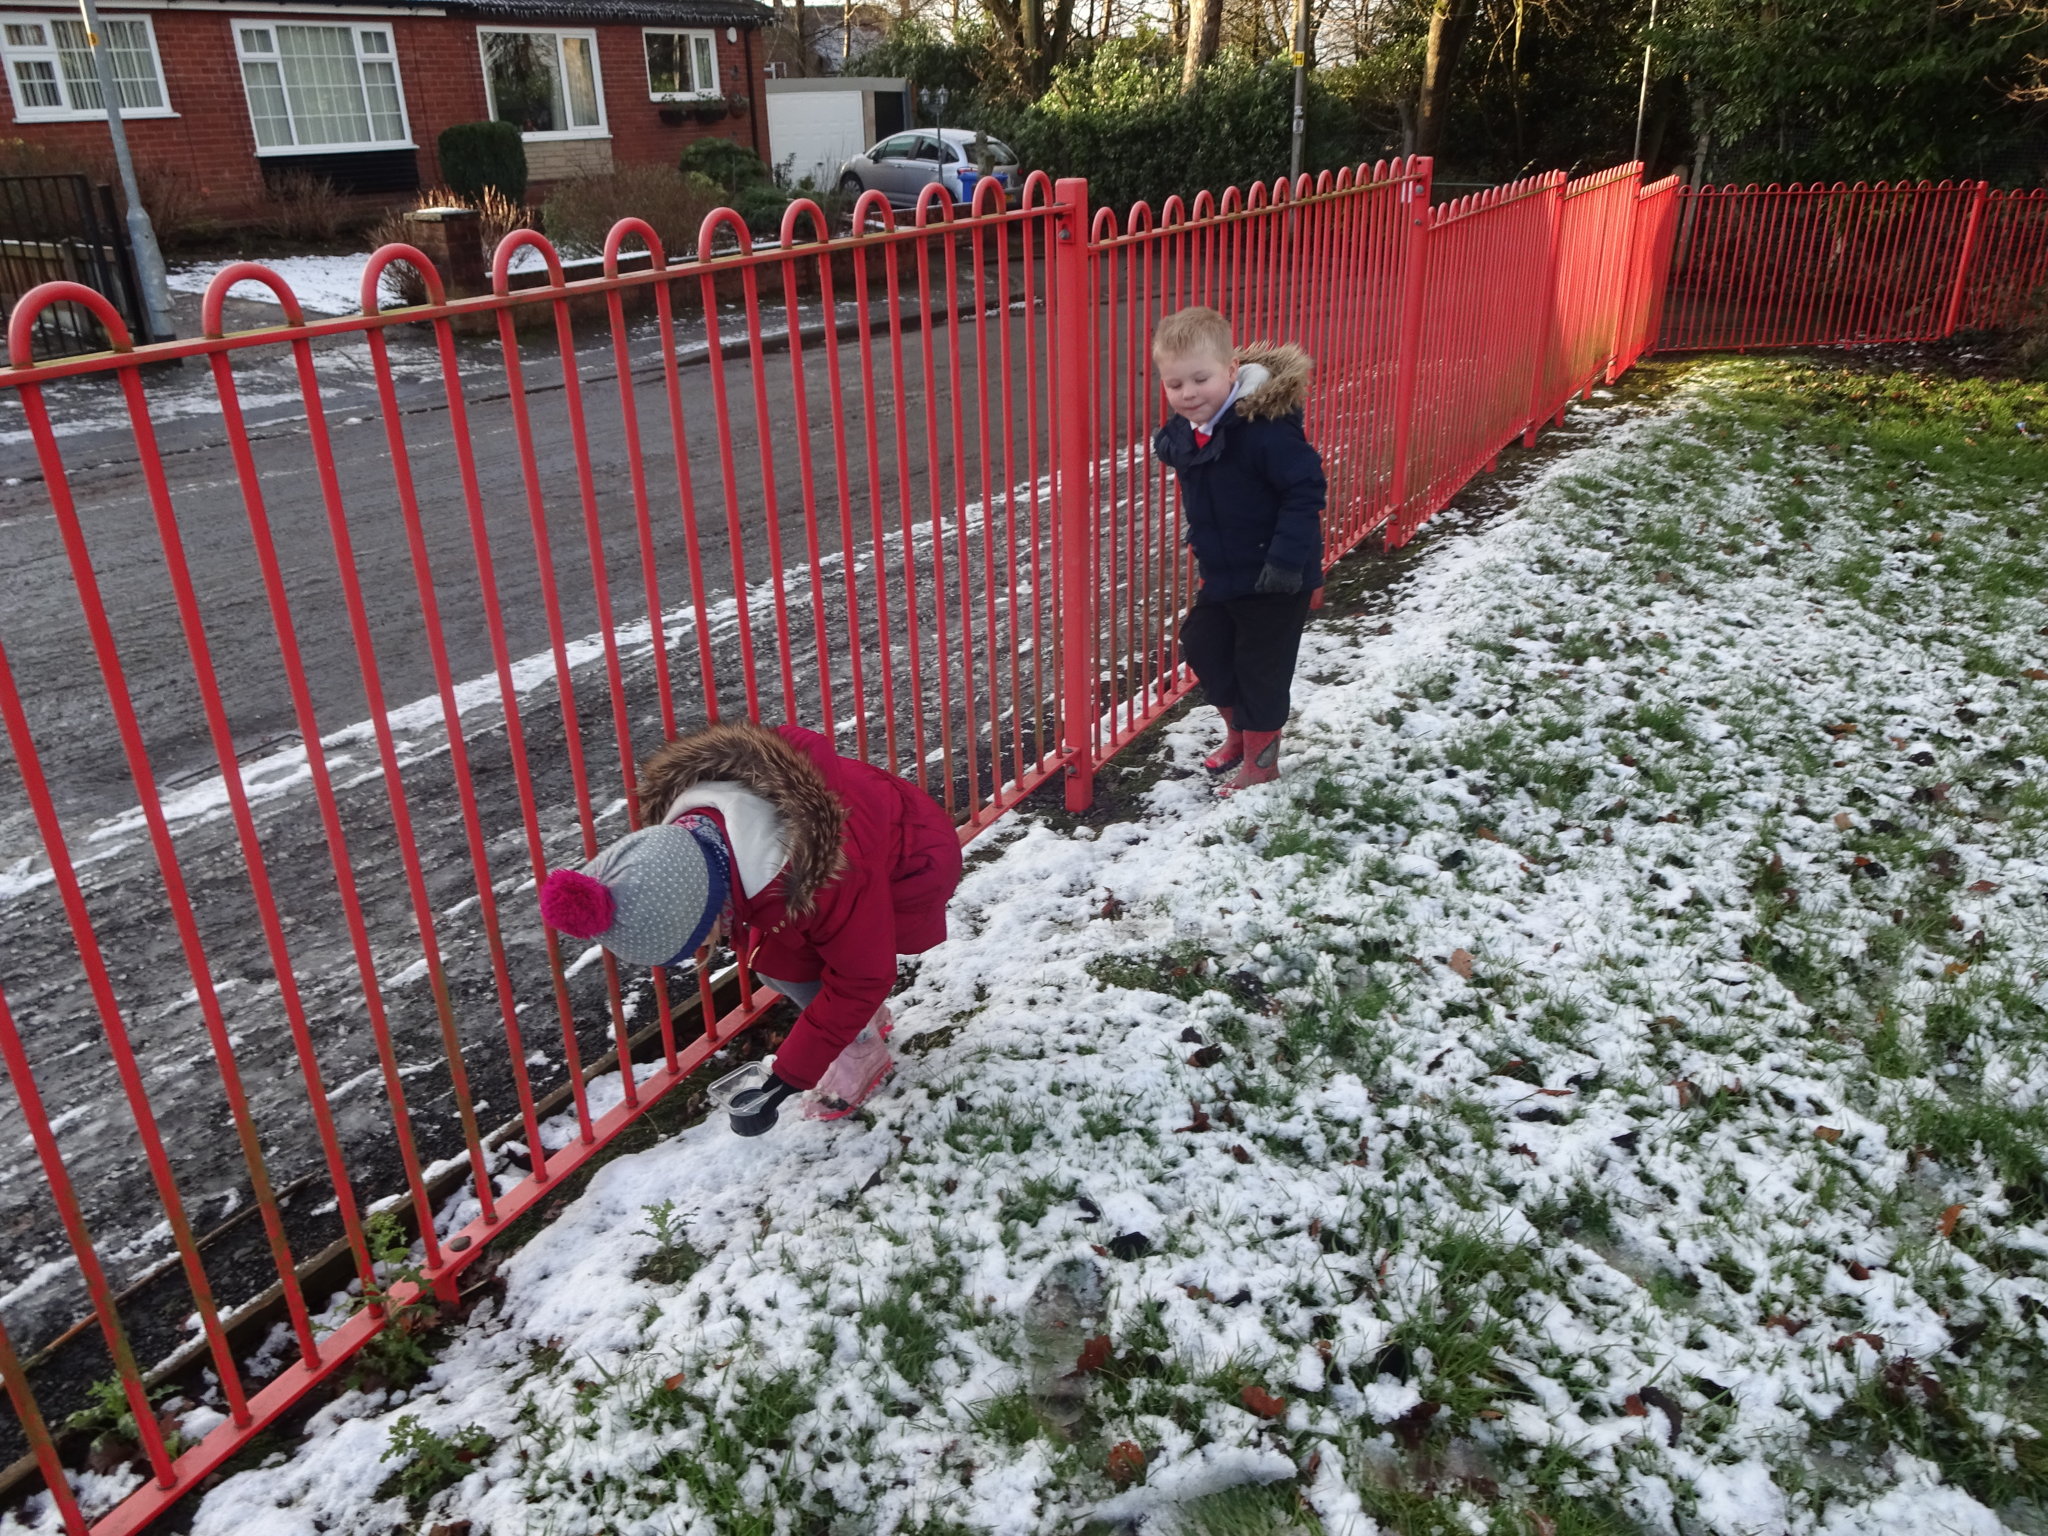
[231,19,414,155]
[477,25,607,142]
[2,12,172,123]
[641,27,717,101]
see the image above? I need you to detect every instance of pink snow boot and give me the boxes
[1219,729,1282,795]
[1203,708,1245,774]
[803,1007,895,1121]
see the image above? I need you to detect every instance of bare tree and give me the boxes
[985,0,1082,90]
[1182,0,1223,86]
[1415,0,1479,158]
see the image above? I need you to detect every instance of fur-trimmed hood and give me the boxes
[1229,341,1312,421]
[637,723,848,916]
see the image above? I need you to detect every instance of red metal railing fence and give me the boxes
[1659,180,2048,351]
[0,156,2029,1534]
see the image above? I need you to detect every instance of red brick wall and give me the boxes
[1,8,269,216]
[588,21,766,178]
[0,6,767,224]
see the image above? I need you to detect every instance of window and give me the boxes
[871,134,916,160]
[3,14,168,121]
[480,28,603,138]
[643,28,716,100]
[233,22,409,152]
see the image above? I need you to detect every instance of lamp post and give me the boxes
[1287,0,1308,180]
[1631,0,1658,167]
[76,0,174,341]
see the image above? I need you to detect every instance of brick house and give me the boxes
[0,0,773,221]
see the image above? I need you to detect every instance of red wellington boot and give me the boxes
[1203,709,1245,774]
[1221,729,1282,795]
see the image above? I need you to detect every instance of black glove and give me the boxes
[1253,562,1302,595]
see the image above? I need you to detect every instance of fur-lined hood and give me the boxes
[637,723,847,916]
[1229,342,1312,421]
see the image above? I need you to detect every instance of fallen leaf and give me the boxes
[662,1372,686,1391]
[1764,1315,1808,1335]
[1672,1079,1699,1109]
[1823,721,1858,737]
[1508,1143,1539,1162]
[1475,827,1500,841]
[1832,1332,1886,1354]
[1176,1104,1212,1133]
[1814,1126,1843,1143]
[1847,1261,1872,1281]
[1967,879,2000,893]
[1937,1203,1965,1239]
[1106,1441,1146,1485]
[1097,892,1125,919]
[1535,1087,1573,1097]
[1638,1385,1684,1446]
[1477,1408,1505,1421]
[1240,1384,1288,1419]
[1069,1334,1113,1376]
[1447,948,1475,979]
[1833,811,1853,829]
[1230,1144,1253,1164]
[1187,1044,1226,1069]
[2025,668,2048,681]
[1531,1517,1558,1536]
[1390,1398,1441,1448]
[1944,962,1971,977]
[1623,1395,1647,1417]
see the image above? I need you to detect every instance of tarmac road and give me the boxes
[0,265,1106,1412]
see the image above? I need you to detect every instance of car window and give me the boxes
[915,135,947,162]
[873,135,916,160]
[986,139,1016,165]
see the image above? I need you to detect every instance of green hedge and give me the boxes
[438,121,528,204]
[997,53,1379,218]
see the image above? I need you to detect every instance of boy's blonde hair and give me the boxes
[1152,306,1235,365]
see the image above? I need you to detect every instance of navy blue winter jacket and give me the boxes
[1151,343,1326,603]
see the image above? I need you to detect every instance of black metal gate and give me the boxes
[0,173,154,361]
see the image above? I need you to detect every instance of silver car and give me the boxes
[837,128,1023,210]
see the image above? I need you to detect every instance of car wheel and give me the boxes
[838,173,864,198]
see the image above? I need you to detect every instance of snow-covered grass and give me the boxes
[16,354,2048,1536]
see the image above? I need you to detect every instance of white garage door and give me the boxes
[766,90,868,192]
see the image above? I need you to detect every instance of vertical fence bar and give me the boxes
[1053,176,1096,811]
[1385,159,1434,534]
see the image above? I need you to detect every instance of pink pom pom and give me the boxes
[540,868,614,938]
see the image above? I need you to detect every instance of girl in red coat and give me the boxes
[537,722,963,1136]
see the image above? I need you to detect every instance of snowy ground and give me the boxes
[14,355,2048,1535]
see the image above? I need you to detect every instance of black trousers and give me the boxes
[1179,590,1313,733]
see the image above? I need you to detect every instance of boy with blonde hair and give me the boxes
[1151,306,1326,791]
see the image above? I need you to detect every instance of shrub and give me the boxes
[364,186,533,306]
[541,164,722,258]
[1000,51,1376,217]
[438,120,528,204]
[261,170,345,242]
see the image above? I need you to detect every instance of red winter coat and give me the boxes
[636,722,963,1089]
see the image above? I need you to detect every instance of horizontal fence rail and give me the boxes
[1659,180,2048,351]
[13,151,2023,1533]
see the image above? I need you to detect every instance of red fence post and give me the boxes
[1941,180,1993,338]
[1524,171,1566,445]
[1386,157,1434,523]
[1053,176,1098,811]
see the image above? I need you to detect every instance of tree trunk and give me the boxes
[1414,0,1478,162]
[792,0,810,76]
[1169,0,1187,57]
[1181,0,1222,89]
